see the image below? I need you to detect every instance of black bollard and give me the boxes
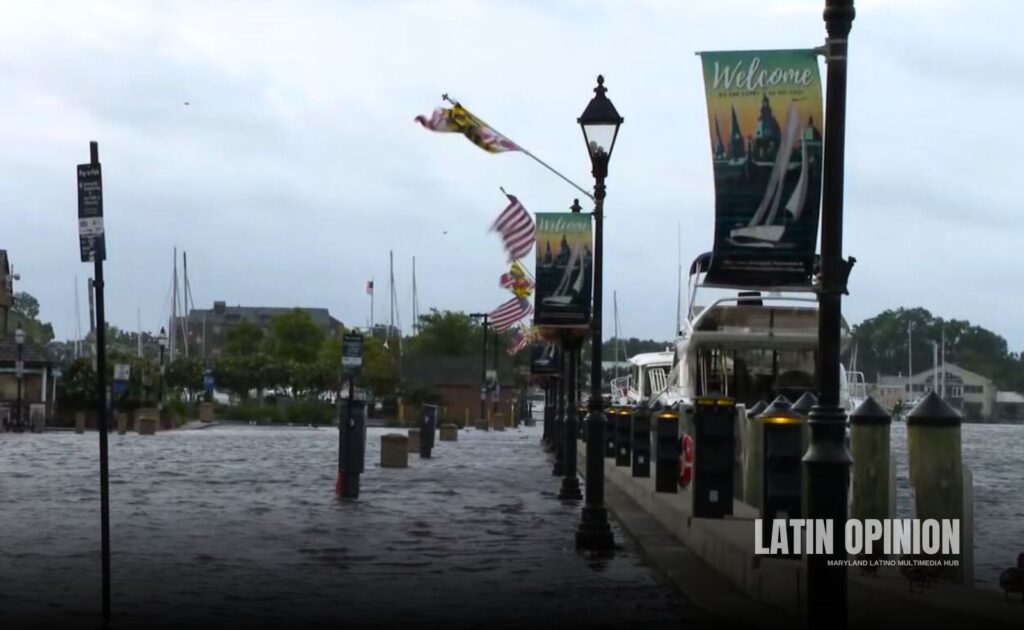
[631,403,651,478]
[691,397,735,518]
[420,404,437,458]
[654,410,679,493]
[614,407,631,467]
[761,396,802,555]
[339,381,366,499]
[604,405,616,459]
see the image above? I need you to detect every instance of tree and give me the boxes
[408,309,482,357]
[224,318,264,356]
[10,291,54,344]
[165,357,204,399]
[267,309,325,364]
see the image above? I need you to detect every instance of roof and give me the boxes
[996,391,1024,404]
[187,305,342,329]
[0,334,53,365]
[876,375,906,387]
[628,351,674,368]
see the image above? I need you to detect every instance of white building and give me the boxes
[871,363,996,421]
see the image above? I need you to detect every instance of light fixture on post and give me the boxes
[575,75,623,552]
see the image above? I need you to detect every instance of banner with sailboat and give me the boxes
[530,341,560,375]
[533,213,592,327]
[699,49,823,288]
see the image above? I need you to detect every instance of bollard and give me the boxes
[791,391,816,457]
[743,400,767,509]
[420,404,437,458]
[75,411,86,434]
[760,396,802,554]
[380,434,409,468]
[906,392,967,584]
[491,412,506,432]
[398,403,405,425]
[732,403,746,501]
[439,423,458,442]
[692,397,735,518]
[198,402,215,422]
[849,396,891,527]
[338,398,366,498]
[654,410,679,493]
[136,407,158,435]
[464,408,469,428]
[116,412,128,435]
[631,403,652,478]
[407,428,421,453]
[614,408,631,467]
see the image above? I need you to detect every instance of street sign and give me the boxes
[113,363,130,381]
[112,381,127,395]
[77,162,106,262]
[342,334,364,375]
[203,371,215,393]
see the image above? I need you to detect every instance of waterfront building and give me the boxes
[0,333,54,427]
[870,363,998,421]
[179,301,344,359]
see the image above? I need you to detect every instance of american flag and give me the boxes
[490,194,534,262]
[366,280,374,295]
[507,326,532,356]
[489,297,532,332]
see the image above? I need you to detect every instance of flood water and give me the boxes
[889,421,1024,590]
[0,424,712,629]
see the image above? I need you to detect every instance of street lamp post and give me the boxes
[157,327,167,413]
[15,326,24,432]
[469,313,489,427]
[575,75,622,551]
[803,1,855,625]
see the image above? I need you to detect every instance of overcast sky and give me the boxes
[3,0,1022,352]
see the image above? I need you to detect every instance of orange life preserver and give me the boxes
[678,434,694,487]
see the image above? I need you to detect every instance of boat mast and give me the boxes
[412,256,419,335]
[931,340,938,394]
[182,251,191,358]
[137,307,143,358]
[675,222,681,338]
[940,326,946,399]
[907,322,913,399]
[170,248,178,362]
[74,275,82,359]
[613,290,620,382]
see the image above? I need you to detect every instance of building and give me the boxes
[0,332,55,428]
[402,354,519,423]
[870,363,997,421]
[178,301,344,359]
[994,391,1024,422]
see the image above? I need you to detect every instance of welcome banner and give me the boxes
[534,213,593,327]
[699,49,823,288]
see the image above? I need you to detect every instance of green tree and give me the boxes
[56,358,96,410]
[267,309,325,364]
[408,309,482,356]
[11,291,54,344]
[224,318,264,356]
[165,357,204,399]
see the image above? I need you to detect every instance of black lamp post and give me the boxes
[803,0,855,625]
[157,327,167,413]
[575,75,622,551]
[15,326,24,432]
[469,313,489,427]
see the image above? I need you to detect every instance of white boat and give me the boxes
[650,255,853,415]
[609,351,675,408]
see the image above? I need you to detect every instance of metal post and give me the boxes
[15,338,23,431]
[470,313,489,425]
[803,2,855,626]
[559,339,582,500]
[576,163,614,551]
[552,347,565,476]
[89,141,112,620]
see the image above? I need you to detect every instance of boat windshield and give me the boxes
[695,347,816,407]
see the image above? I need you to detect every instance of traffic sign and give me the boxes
[78,162,106,262]
[342,334,364,375]
[113,363,130,382]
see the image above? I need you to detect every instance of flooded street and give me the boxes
[1,424,706,629]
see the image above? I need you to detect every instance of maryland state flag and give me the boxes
[415,103,521,154]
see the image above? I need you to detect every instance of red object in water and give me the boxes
[678,434,694,488]
[335,470,343,496]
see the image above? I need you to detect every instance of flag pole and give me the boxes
[443,94,594,201]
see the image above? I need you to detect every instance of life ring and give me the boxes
[678,434,694,488]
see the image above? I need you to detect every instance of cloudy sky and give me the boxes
[3,0,1022,351]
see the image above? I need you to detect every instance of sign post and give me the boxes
[338,334,364,498]
[79,141,111,621]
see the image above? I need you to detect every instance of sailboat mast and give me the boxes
[182,251,190,358]
[907,322,913,398]
[74,275,82,359]
[613,290,620,382]
[389,250,395,342]
[412,256,419,335]
[940,326,946,399]
[675,222,682,338]
[137,307,143,358]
